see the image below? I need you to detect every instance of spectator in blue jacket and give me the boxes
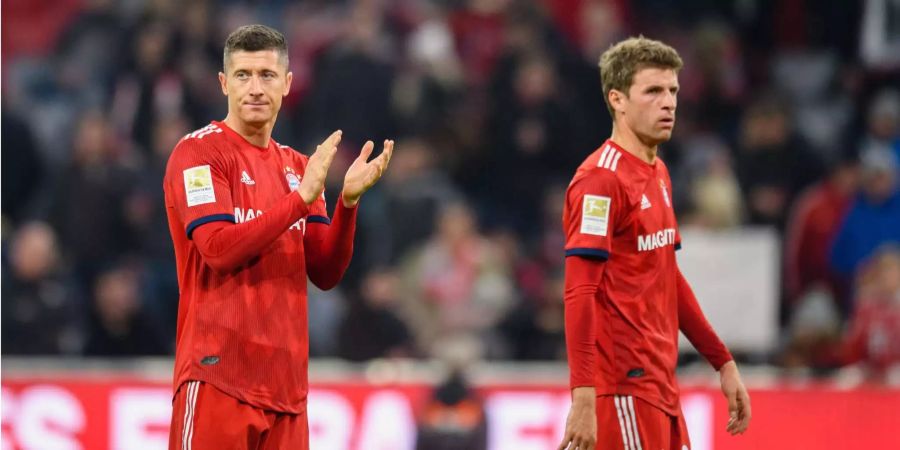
[830,147,900,282]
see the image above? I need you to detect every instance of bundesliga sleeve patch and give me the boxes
[183,165,216,206]
[581,195,611,236]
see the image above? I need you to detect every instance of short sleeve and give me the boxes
[164,139,236,239]
[563,173,624,261]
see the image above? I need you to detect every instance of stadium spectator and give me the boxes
[124,114,190,338]
[734,94,824,229]
[296,0,396,150]
[337,267,414,361]
[2,222,84,355]
[1,111,44,225]
[415,370,487,450]
[399,201,514,359]
[382,137,463,262]
[394,5,465,138]
[84,264,169,356]
[834,246,900,380]
[858,89,900,164]
[500,266,566,360]
[784,157,860,318]
[49,110,133,288]
[110,18,180,154]
[830,147,900,280]
[677,135,745,229]
[487,53,576,235]
[449,0,507,87]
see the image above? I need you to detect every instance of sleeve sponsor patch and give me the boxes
[183,165,216,206]
[581,195,611,236]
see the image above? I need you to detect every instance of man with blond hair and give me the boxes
[558,36,751,450]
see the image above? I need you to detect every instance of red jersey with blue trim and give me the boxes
[563,139,684,415]
[163,121,328,413]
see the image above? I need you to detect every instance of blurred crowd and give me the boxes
[2,0,900,379]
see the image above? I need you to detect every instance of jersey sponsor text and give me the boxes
[637,228,677,252]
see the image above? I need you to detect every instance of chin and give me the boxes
[654,129,673,143]
[240,113,274,126]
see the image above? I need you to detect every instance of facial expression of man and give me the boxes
[219,50,292,127]
[612,67,678,146]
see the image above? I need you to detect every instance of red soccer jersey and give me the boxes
[163,121,328,413]
[563,139,684,415]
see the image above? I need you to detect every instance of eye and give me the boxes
[647,86,663,94]
[235,71,249,80]
[262,71,276,80]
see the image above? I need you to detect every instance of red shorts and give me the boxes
[597,395,690,450]
[168,381,308,450]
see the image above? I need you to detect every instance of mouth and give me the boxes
[243,102,269,107]
[659,117,675,128]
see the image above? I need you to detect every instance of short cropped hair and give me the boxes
[599,36,683,116]
[223,24,288,70]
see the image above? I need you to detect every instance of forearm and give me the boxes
[304,197,357,289]
[192,192,308,273]
[564,256,605,389]
[676,268,733,369]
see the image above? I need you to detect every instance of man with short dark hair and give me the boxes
[558,36,750,450]
[164,24,393,449]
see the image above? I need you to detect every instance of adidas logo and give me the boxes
[641,194,652,210]
[241,171,255,185]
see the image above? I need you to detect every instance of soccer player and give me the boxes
[557,37,751,450]
[163,25,393,449]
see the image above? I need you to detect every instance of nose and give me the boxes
[663,90,677,111]
[248,75,263,96]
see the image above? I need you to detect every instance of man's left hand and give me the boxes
[719,360,751,435]
[341,139,394,207]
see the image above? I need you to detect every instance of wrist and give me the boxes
[571,386,596,406]
[718,360,738,376]
[341,191,360,208]
[297,188,317,205]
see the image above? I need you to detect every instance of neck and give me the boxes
[223,114,274,148]
[610,123,658,164]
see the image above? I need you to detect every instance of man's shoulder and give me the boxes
[569,153,629,194]
[183,123,227,143]
[165,124,234,180]
[172,123,229,155]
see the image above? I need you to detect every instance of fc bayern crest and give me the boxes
[286,172,301,192]
[659,179,671,207]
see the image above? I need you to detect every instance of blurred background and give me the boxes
[2,0,899,449]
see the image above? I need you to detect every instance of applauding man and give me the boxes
[164,25,393,450]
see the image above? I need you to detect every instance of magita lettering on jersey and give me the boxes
[234,207,306,232]
[637,228,676,252]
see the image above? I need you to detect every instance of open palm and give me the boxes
[342,139,394,206]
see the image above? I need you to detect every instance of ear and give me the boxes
[218,72,228,96]
[609,89,627,115]
[284,71,293,97]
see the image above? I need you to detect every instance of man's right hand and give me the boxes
[298,130,341,204]
[558,387,597,450]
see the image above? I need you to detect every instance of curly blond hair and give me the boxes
[599,36,683,116]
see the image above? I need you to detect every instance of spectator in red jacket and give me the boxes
[836,246,900,379]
